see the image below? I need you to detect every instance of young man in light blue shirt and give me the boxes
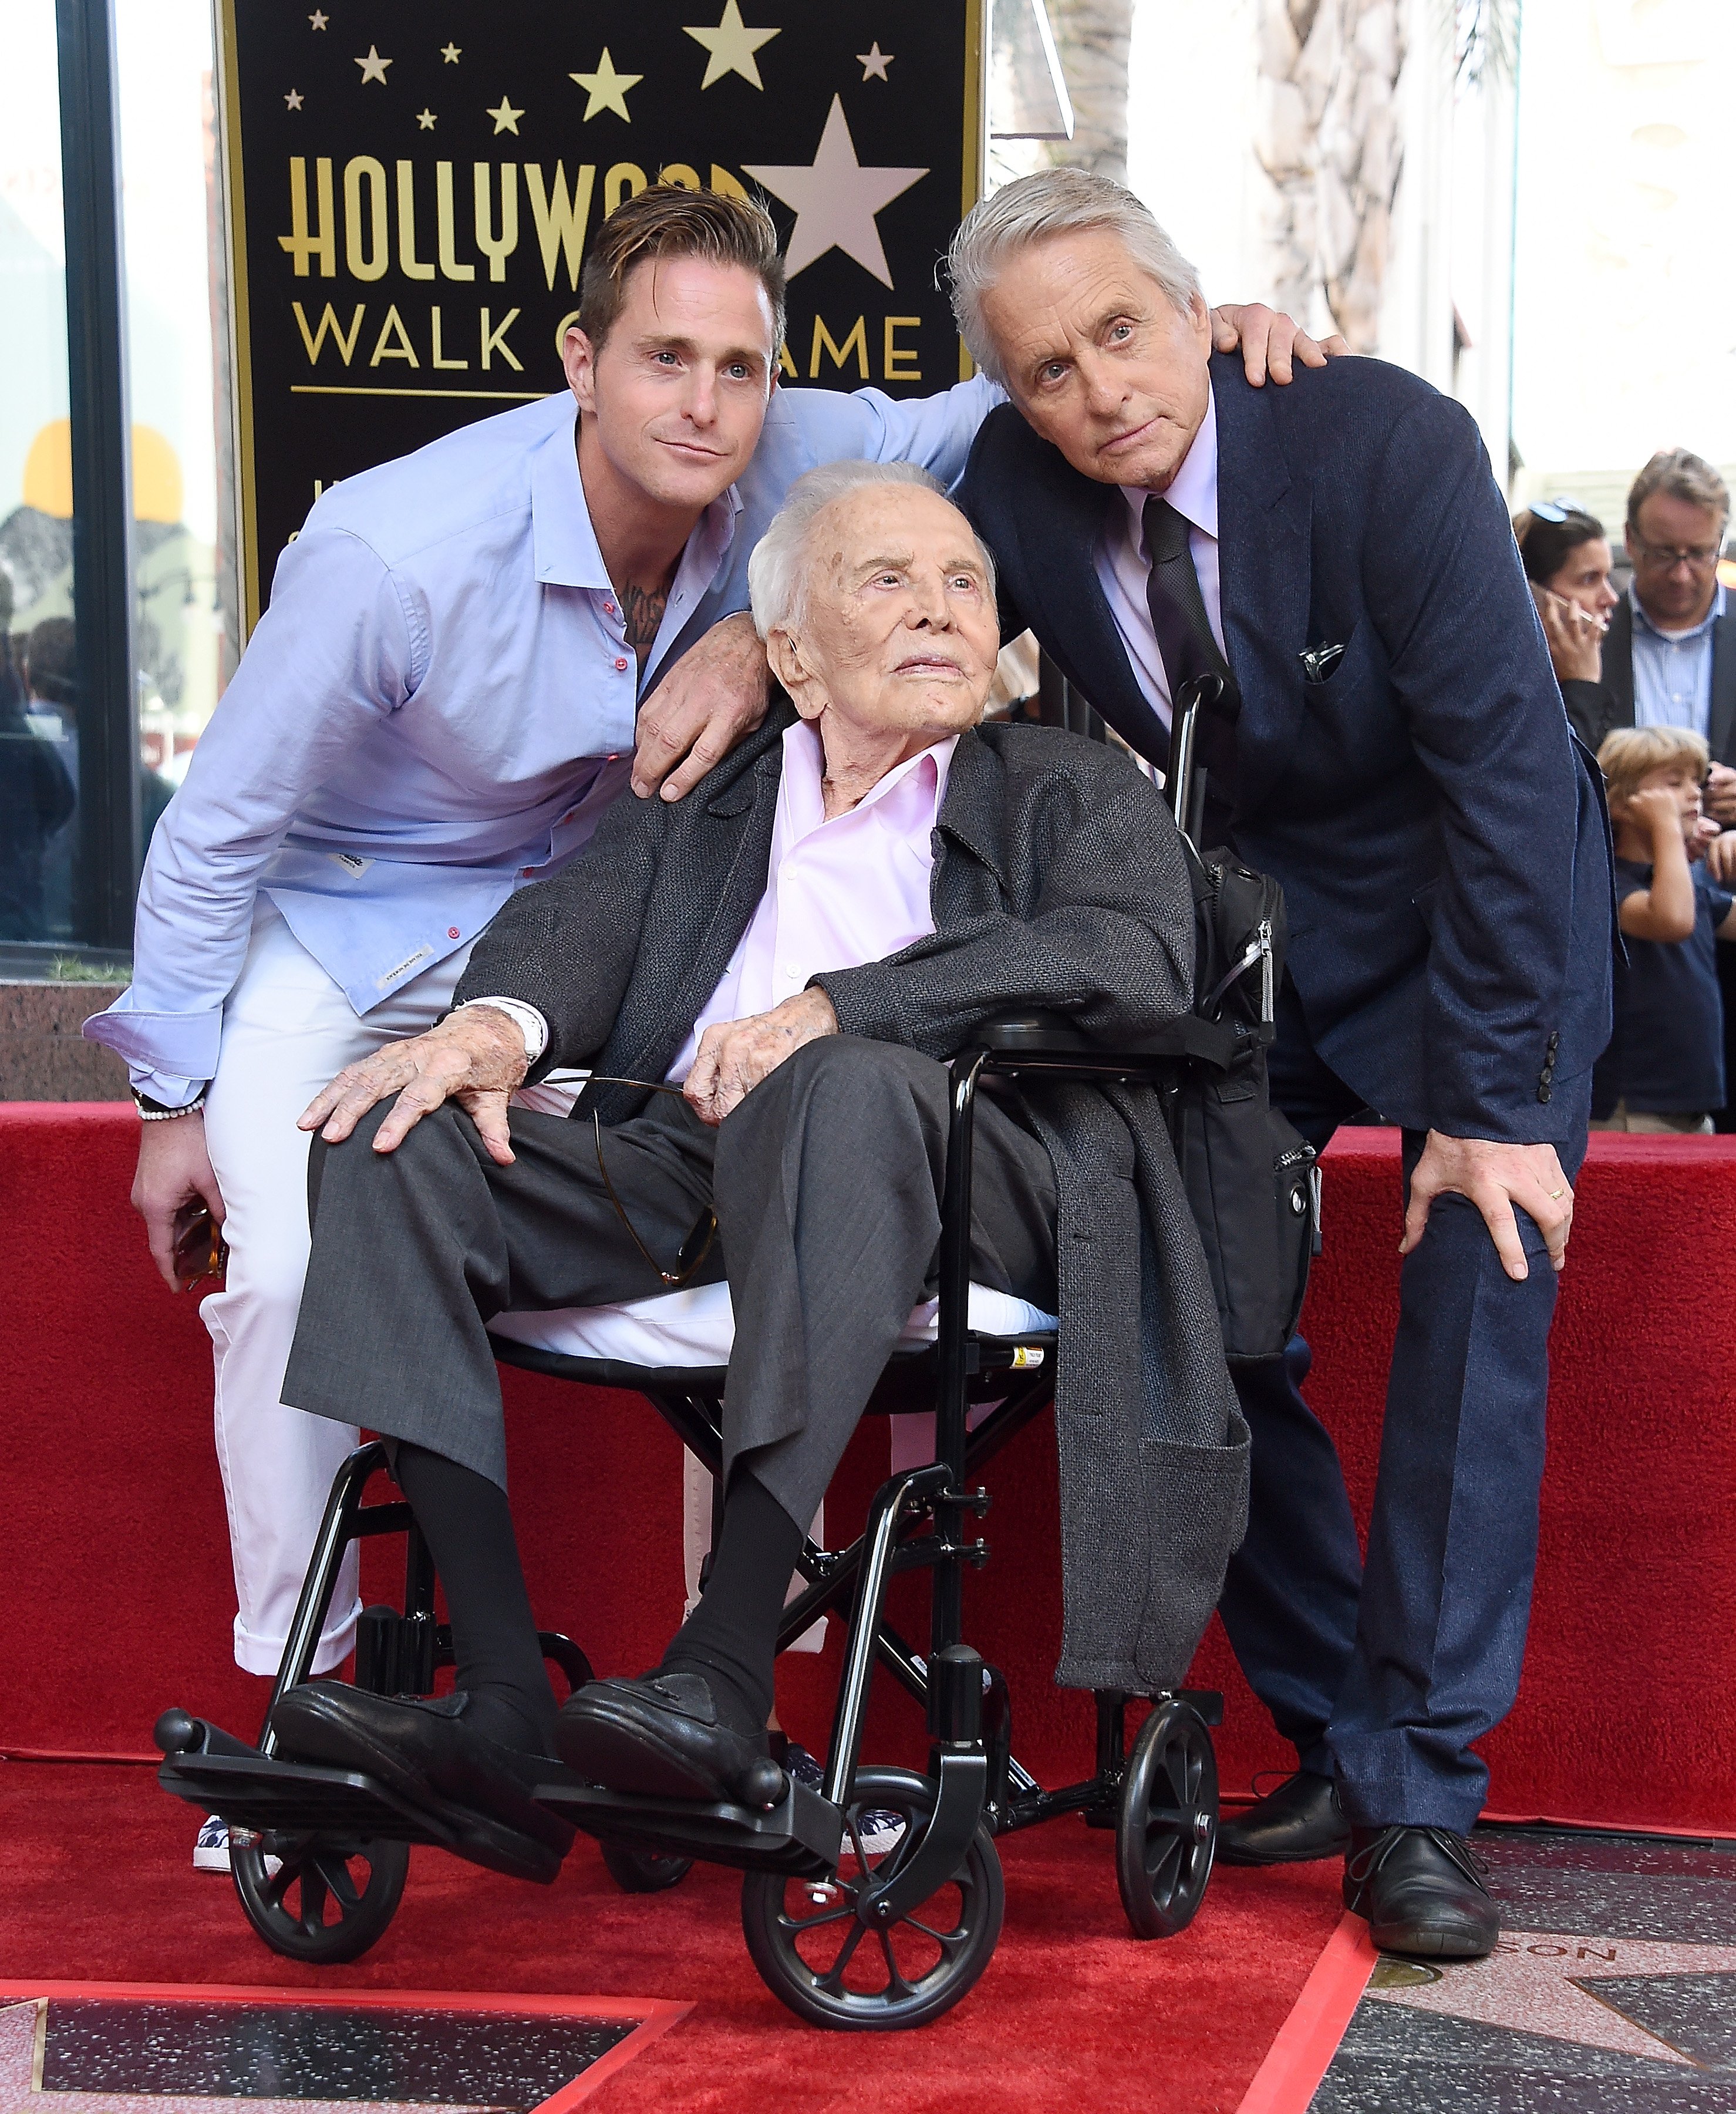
[84,184,1326,1861]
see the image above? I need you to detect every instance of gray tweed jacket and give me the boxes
[454,705,1248,1692]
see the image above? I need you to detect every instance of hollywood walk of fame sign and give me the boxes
[215,1,986,630]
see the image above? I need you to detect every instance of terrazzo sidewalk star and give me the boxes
[1368,1933,1736,2066]
[0,1991,686,2114]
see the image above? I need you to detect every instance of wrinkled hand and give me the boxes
[1705,830,1736,884]
[1209,302,1350,386]
[299,1006,528,1163]
[683,987,838,1127]
[1532,583,1603,685]
[1704,762,1736,827]
[1401,1133,1573,1282]
[632,610,771,803]
[132,1111,227,1292]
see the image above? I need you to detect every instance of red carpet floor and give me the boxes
[6,1107,1736,1831]
[0,1759,1346,2113]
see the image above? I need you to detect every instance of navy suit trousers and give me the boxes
[1221,985,1585,1833]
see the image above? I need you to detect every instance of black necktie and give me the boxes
[1142,496,1239,832]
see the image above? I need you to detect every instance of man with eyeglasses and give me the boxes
[1597,451,1735,797]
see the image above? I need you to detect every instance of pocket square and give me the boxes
[1298,641,1347,684]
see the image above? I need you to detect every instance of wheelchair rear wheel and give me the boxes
[1115,1697,1217,1938]
[600,1840,694,1893]
[232,1832,409,1963]
[740,1766,1003,2031]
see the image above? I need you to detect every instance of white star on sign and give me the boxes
[416,109,436,130]
[745,96,926,286]
[441,43,461,64]
[1370,1927,1736,2066]
[569,48,641,122]
[684,1,780,90]
[308,10,327,27]
[485,96,524,134]
[284,89,304,110]
[355,45,391,85]
[858,43,893,81]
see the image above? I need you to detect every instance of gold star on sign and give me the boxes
[858,43,893,81]
[416,108,436,129]
[440,43,461,64]
[569,48,641,122]
[285,88,304,109]
[308,9,327,28]
[485,95,523,134]
[684,1,780,90]
[355,45,391,85]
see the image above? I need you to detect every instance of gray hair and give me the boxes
[946,169,1203,387]
[746,459,995,637]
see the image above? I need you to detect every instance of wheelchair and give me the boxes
[156,1015,1226,2031]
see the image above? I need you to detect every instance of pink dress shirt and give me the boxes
[666,718,958,1080]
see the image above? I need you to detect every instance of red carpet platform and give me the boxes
[5,1105,1735,1834]
[0,1760,1348,2114]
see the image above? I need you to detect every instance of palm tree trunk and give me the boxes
[1256,0,1406,352]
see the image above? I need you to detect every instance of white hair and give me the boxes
[746,459,995,638]
[946,169,1204,387]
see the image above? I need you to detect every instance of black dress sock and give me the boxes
[391,1441,558,1758]
[659,1469,805,1740]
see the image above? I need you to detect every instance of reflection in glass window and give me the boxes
[116,0,235,809]
[0,0,83,942]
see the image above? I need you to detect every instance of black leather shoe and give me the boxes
[1343,1825,1499,1958]
[557,1672,787,1806]
[1216,1771,1350,1866]
[269,1682,574,1885]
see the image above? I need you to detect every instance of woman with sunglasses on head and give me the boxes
[1515,499,1620,748]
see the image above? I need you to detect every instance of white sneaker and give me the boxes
[855,1809,908,1857]
[193,1814,231,1873]
[193,1815,280,1877]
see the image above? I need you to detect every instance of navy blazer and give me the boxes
[959,351,1614,1144]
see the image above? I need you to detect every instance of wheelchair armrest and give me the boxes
[972,1009,1095,1055]
[959,1009,1236,1076]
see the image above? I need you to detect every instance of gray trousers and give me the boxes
[282,1036,1058,1529]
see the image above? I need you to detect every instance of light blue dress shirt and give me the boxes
[86,378,1000,1102]
[1630,580,1726,737]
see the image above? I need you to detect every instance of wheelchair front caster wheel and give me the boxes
[1116,1697,1217,1938]
[740,1766,1004,2031]
[601,1840,693,1894]
[232,1832,409,1963]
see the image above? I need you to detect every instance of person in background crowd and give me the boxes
[1596,452,1736,1126]
[0,576,75,941]
[1515,501,1619,745]
[1592,726,1735,1135]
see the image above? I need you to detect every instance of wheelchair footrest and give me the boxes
[534,1770,844,1877]
[155,1714,454,1848]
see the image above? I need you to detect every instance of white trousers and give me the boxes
[201,903,482,1673]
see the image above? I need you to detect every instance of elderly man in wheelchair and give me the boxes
[159,459,1250,2025]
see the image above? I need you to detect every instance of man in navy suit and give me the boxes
[954,171,1613,1960]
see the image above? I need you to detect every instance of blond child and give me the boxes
[1592,726,1736,1133]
